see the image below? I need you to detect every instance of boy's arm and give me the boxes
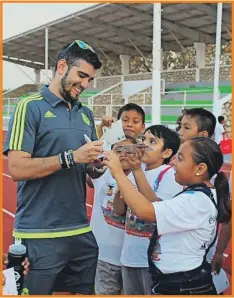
[221,125,228,139]
[96,126,103,139]
[211,220,232,274]
[132,168,161,202]
[113,189,127,215]
[124,152,161,202]
[96,116,115,138]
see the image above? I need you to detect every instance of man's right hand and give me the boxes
[73,140,104,164]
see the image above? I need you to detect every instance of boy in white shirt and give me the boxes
[114,125,183,294]
[214,116,226,145]
[90,136,139,294]
[89,103,146,294]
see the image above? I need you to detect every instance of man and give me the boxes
[4,40,104,295]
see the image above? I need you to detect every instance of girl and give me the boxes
[103,137,231,295]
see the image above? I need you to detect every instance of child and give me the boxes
[87,104,145,294]
[179,108,231,282]
[104,137,231,295]
[90,136,139,295]
[176,108,187,132]
[96,103,145,139]
[114,125,183,295]
[214,116,227,145]
[87,103,145,180]
[179,108,216,143]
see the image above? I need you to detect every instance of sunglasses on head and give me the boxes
[63,40,95,55]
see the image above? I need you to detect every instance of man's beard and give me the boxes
[60,72,82,103]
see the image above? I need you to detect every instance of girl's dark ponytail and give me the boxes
[214,171,231,224]
[190,137,231,224]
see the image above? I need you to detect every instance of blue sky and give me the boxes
[3,3,95,90]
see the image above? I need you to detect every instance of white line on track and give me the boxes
[3,208,15,218]
[3,173,11,178]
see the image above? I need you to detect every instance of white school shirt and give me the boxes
[90,169,126,266]
[151,188,218,273]
[214,123,225,144]
[120,165,183,267]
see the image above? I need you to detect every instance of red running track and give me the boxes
[2,131,232,294]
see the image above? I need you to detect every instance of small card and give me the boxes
[102,120,126,146]
[212,268,230,294]
[114,144,153,154]
[3,267,18,295]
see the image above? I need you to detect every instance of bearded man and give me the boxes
[4,40,104,295]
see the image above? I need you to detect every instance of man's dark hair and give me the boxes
[218,116,225,123]
[117,103,145,124]
[55,41,102,71]
[184,108,216,138]
[144,125,180,164]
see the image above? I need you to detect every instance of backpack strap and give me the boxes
[158,166,172,184]
[154,166,172,192]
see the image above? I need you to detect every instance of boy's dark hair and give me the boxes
[144,125,180,164]
[55,41,102,71]
[218,116,225,123]
[189,137,231,224]
[184,108,216,138]
[111,135,137,149]
[117,103,145,124]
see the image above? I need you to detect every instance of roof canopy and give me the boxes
[3,3,231,69]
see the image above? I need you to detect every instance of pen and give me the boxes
[84,134,92,143]
[84,134,105,159]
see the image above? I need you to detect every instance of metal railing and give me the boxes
[88,88,215,111]
[2,88,217,117]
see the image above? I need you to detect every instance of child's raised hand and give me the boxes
[100,116,115,128]
[125,149,143,171]
[103,151,124,178]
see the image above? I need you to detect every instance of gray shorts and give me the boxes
[22,232,98,295]
[121,265,153,295]
[95,260,123,294]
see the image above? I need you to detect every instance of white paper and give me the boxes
[3,267,18,295]
[102,120,126,146]
[83,134,110,159]
[212,268,230,294]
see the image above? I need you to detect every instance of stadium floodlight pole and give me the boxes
[151,3,162,124]
[45,27,49,85]
[212,3,222,118]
